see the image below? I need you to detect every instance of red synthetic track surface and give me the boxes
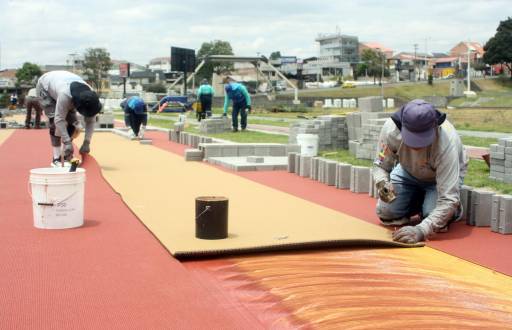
[145,131,512,276]
[0,130,264,329]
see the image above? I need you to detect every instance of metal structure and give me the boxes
[169,55,300,104]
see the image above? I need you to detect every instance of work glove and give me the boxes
[222,113,227,117]
[246,105,252,113]
[79,140,90,154]
[63,140,74,160]
[392,226,425,244]
[376,180,396,203]
[138,125,146,139]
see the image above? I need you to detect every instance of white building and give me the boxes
[148,57,171,72]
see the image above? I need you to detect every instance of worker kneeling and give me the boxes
[121,96,147,140]
[373,99,468,244]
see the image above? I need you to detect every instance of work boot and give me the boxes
[51,158,61,168]
[232,128,238,132]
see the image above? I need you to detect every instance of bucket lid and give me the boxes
[30,167,86,175]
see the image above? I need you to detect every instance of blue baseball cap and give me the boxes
[401,99,437,148]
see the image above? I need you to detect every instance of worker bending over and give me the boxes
[121,96,147,140]
[222,76,251,132]
[36,71,101,167]
[373,99,468,244]
[197,79,215,119]
[24,87,43,129]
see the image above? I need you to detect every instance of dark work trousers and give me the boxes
[232,102,248,130]
[25,97,43,128]
[48,112,78,148]
[200,94,213,118]
[127,112,148,136]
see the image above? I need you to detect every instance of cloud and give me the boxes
[0,0,507,68]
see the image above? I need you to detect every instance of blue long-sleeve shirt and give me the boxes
[223,83,251,114]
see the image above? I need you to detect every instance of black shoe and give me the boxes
[232,128,238,132]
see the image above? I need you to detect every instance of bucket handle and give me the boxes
[28,180,79,206]
[196,205,211,220]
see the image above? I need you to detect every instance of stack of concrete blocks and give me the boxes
[199,117,231,134]
[95,111,115,129]
[333,99,342,108]
[168,129,180,142]
[350,166,371,193]
[201,143,299,159]
[288,115,348,150]
[323,99,334,108]
[489,137,512,183]
[461,185,512,235]
[185,149,204,161]
[322,160,337,186]
[346,96,392,160]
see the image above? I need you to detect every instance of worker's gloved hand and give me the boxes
[392,226,425,244]
[246,105,252,113]
[222,113,227,117]
[63,140,74,160]
[138,126,146,139]
[79,140,90,154]
[376,180,396,203]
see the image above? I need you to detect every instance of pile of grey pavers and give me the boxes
[489,137,512,183]
[199,116,231,134]
[288,115,348,150]
[169,127,300,171]
[460,185,512,235]
[347,96,392,160]
[287,152,378,197]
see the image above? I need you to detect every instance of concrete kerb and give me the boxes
[350,166,371,193]
[470,190,495,227]
[335,163,351,189]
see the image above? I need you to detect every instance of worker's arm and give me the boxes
[240,85,251,106]
[373,119,398,185]
[223,93,229,114]
[416,143,461,237]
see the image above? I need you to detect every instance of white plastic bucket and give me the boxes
[29,167,86,229]
[297,134,319,157]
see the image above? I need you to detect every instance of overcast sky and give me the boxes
[0,0,508,69]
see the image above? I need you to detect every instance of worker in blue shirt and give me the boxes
[197,79,215,119]
[121,96,147,139]
[222,77,251,132]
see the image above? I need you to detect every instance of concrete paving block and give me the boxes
[460,185,473,224]
[294,154,301,174]
[470,190,494,227]
[309,157,319,179]
[247,156,264,163]
[491,195,505,232]
[286,144,301,154]
[238,145,255,156]
[221,145,238,157]
[299,156,312,177]
[184,148,204,161]
[269,145,287,156]
[350,166,371,193]
[324,160,337,186]
[499,195,512,234]
[254,146,270,156]
[139,139,152,145]
[335,163,351,189]
[288,152,297,173]
[203,145,222,158]
[317,158,326,182]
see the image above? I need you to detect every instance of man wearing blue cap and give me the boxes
[121,96,147,140]
[373,99,468,243]
[36,71,102,167]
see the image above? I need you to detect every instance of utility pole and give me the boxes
[413,43,418,82]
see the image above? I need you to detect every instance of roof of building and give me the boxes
[0,69,17,79]
[360,42,393,53]
[450,41,484,55]
[433,56,459,63]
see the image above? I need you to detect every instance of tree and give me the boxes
[83,48,112,92]
[15,62,42,86]
[361,49,386,84]
[484,17,512,78]
[196,40,234,81]
[269,51,281,60]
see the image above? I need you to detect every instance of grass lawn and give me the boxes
[319,150,374,167]
[460,136,498,148]
[445,108,512,133]
[465,159,512,194]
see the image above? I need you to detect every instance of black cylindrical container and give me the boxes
[195,196,228,239]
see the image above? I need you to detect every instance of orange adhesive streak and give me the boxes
[193,248,512,329]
